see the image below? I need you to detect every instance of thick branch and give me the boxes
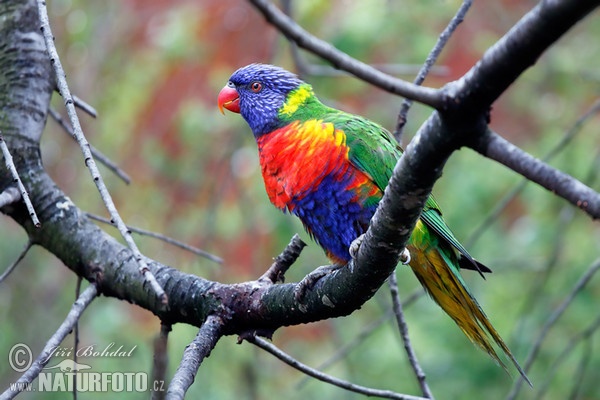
[474,129,600,219]
[445,0,600,113]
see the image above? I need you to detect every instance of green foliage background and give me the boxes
[1,1,599,399]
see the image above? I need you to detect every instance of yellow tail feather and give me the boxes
[407,244,531,386]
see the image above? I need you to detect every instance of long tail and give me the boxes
[407,244,531,386]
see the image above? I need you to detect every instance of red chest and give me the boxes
[256,121,351,211]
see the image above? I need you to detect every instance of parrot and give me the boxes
[217,63,529,383]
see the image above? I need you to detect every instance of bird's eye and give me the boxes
[250,81,262,93]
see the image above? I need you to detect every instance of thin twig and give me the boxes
[86,213,223,264]
[0,241,32,284]
[72,277,82,400]
[510,151,600,352]
[1,284,98,400]
[0,135,41,227]
[259,234,306,283]
[389,273,434,399]
[249,336,428,400]
[296,287,425,390]
[152,323,171,400]
[72,94,97,118]
[48,108,131,184]
[394,0,472,143]
[298,63,448,79]
[36,0,167,305]
[506,258,600,400]
[248,0,443,108]
[296,307,395,389]
[281,0,448,81]
[167,315,223,399]
[466,97,600,248]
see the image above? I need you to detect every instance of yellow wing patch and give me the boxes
[293,120,346,149]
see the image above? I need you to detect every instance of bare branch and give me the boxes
[72,277,82,400]
[247,0,443,108]
[259,234,306,283]
[166,315,223,400]
[466,98,600,248]
[48,108,131,184]
[0,241,32,284]
[36,0,166,305]
[0,135,40,227]
[86,213,223,264]
[473,129,600,219]
[297,288,425,389]
[248,336,428,400]
[1,284,98,399]
[394,0,472,142]
[152,323,171,400]
[389,273,433,399]
[448,0,600,113]
[72,94,97,119]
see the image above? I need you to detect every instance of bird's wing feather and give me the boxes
[322,111,489,272]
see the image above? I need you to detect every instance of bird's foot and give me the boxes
[400,247,411,265]
[349,234,365,260]
[294,264,344,302]
[350,234,411,266]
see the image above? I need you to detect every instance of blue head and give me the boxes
[217,64,305,137]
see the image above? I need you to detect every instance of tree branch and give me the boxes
[0,240,32,284]
[36,0,167,304]
[247,0,443,108]
[394,0,472,141]
[166,315,223,399]
[389,273,433,399]
[259,234,306,283]
[152,323,171,400]
[473,129,600,219]
[0,135,40,227]
[87,213,223,264]
[466,97,600,247]
[1,284,98,399]
[249,336,427,400]
[48,108,131,185]
[445,0,600,113]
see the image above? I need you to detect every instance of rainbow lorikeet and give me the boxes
[218,63,528,382]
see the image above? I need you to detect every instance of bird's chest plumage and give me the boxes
[257,121,352,209]
[256,120,382,263]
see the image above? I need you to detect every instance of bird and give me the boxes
[217,63,529,383]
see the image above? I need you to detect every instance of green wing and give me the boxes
[322,110,489,273]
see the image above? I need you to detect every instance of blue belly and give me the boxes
[291,174,378,264]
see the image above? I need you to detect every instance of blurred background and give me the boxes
[1,0,599,398]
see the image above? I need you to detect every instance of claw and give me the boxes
[349,234,365,259]
[294,264,343,302]
[400,248,411,265]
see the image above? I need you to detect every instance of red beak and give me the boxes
[217,85,240,114]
